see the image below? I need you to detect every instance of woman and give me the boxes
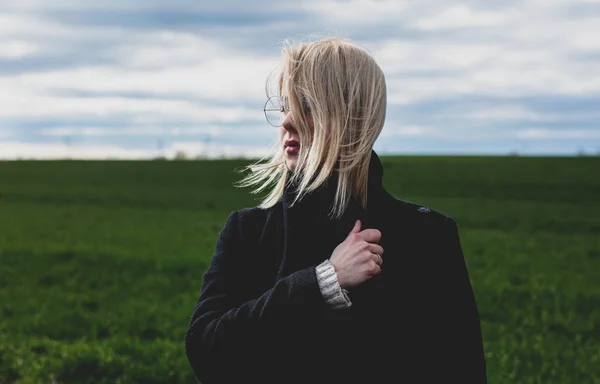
[185,37,487,383]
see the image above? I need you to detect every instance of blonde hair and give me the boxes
[236,37,387,218]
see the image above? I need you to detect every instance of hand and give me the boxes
[329,219,384,289]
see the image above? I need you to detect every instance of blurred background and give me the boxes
[0,0,598,383]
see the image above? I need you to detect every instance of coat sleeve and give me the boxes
[184,210,328,383]
[434,216,487,383]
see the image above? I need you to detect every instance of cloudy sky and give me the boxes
[1,0,599,159]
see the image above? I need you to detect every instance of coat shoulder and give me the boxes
[378,193,461,263]
[381,191,456,229]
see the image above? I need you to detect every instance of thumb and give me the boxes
[349,219,361,236]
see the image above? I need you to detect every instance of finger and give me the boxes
[374,264,382,275]
[371,252,383,266]
[368,263,382,277]
[370,253,380,265]
[348,219,361,236]
[357,228,382,243]
[366,243,384,256]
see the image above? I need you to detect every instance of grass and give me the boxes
[0,156,599,383]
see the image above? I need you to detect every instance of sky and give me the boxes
[1,0,599,159]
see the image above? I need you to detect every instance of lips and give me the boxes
[284,139,300,155]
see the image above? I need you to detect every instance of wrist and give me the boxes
[315,260,352,309]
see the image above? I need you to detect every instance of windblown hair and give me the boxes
[236,37,387,218]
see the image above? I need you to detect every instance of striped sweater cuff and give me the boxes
[315,259,352,310]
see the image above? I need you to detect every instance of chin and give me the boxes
[285,160,297,171]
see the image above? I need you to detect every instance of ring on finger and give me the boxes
[374,253,382,265]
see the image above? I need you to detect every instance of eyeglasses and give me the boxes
[263,96,286,127]
[263,96,311,127]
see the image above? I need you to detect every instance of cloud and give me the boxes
[316,0,600,104]
[0,140,272,160]
[1,0,296,12]
[0,0,599,158]
[0,141,160,160]
[379,125,437,138]
[459,106,554,121]
[516,128,600,139]
[38,124,273,138]
[303,0,413,24]
[0,41,40,59]
[4,38,278,101]
[0,89,265,123]
[411,5,514,30]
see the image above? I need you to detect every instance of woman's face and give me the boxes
[280,111,314,171]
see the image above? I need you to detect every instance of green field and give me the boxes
[1,156,599,383]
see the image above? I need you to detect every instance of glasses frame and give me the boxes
[263,95,311,127]
[264,96,284,127]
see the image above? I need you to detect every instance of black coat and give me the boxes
[185,151,487,384]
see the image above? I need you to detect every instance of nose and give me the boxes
[281,111,296,131]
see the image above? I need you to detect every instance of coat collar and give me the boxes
[282,150,384,221]
[275,150,385,280]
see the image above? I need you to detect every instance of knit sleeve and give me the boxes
[315,259,352,309]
